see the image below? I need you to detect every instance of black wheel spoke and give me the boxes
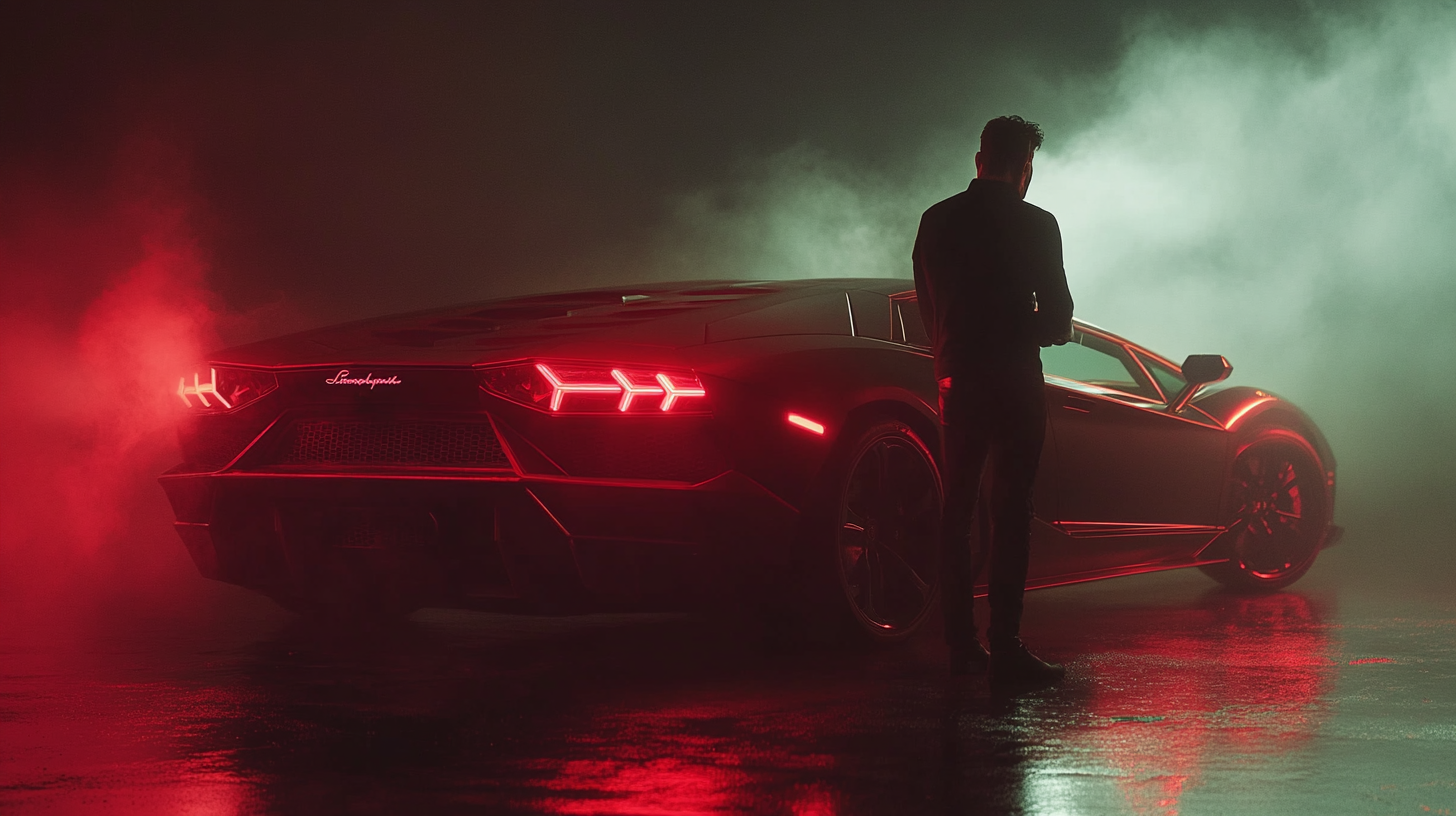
[861,548,879,619]
[877,541,931,599]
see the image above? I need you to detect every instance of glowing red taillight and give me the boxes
[176,366,277,412]
[480,361,709,414]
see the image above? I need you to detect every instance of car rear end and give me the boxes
[160,324,804,616]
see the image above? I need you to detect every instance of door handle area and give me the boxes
[1063,396,1097,413]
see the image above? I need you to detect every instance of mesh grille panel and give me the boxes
[278,419,510,468]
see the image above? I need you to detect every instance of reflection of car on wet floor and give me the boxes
[160,278,1340,640]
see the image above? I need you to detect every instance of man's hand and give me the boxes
[1039,319,1073,347]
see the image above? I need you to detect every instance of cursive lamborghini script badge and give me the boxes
[325,370,403,389]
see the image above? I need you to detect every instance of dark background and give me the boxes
[2,0,1453,611]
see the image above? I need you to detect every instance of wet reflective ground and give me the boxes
[2,533,1453,815]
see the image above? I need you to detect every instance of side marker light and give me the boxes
[787,413,826,435]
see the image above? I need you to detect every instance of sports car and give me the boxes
[160,278,1340,640]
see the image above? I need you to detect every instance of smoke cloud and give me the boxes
[0,134,226,615]
[657,2,1456,541]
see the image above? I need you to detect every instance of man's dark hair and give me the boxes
[980,115,1045,176]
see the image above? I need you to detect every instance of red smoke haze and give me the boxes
[0,134,230,620]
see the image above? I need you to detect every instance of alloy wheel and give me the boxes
[836,426,941,635]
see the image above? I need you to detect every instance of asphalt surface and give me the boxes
[2,526,1453,816]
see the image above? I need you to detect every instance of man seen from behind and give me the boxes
[912,115,1074,689]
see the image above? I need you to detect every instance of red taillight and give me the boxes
[480,361,709,414]
[176,366,277,412]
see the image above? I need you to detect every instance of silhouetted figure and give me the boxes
[913,115,1073,689]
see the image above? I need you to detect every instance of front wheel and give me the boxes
[1201,431,1330,592]
[805,418,943,644]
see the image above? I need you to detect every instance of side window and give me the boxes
[893,296,931,348]
[1134,350,1187,402]
[1042,331,1159,401]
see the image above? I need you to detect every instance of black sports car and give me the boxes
[161,278,1340,640]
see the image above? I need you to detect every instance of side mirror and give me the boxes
[1169,354,1232,412]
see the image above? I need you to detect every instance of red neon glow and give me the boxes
[175,366,277,412]
[178,368,231,409]
[655,372,706,411]
[611,368,665,411]
[1072,591,1334,816]
[787,413,826,435]
[536,362,621,411]
[495,362,709,413]
[1225,395,1276,430]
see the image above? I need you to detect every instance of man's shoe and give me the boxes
[949,641,991,676]
[989,638,1065,689]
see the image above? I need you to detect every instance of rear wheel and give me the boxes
[1201,431,1329,592]
[806,418,942,644]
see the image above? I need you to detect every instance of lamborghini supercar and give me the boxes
[160,279,1339,639]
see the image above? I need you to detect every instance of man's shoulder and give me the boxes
[1015,199,1058,226]
[921,190,974,219]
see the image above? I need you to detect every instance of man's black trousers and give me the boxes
[937,373,1046,652]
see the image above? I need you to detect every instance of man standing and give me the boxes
[912,115,1073,688]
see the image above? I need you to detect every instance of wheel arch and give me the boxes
[840,398,942,466]
[799,396,941,514]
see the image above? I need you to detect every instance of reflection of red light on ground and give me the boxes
[528,703,836,816]
[1348,657,1394,665]
[0,659,260,816]
[535,757,741,816]
[1075,592,1333,816]
[789,782,840,816]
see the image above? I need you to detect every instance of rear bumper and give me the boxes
[158,468,799,613]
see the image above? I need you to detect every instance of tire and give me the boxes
[1200,429,1330,592]
[802,417,943,644]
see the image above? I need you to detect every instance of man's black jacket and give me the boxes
[912,178,1074,382]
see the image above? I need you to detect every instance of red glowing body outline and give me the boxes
[1225,395,1277,429]
[1053,521,1225,538]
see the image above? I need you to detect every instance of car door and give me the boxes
[1041,329,1229,572]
